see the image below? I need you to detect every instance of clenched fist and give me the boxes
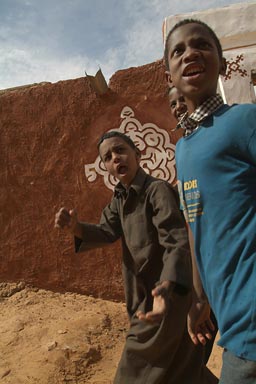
[54,207,78,233]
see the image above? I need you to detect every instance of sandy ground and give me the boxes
[0,283,222,383]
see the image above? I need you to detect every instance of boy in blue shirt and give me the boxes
[168,85,218,365]
[165,19,256,384]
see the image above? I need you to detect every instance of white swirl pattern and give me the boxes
[84,107,176,191]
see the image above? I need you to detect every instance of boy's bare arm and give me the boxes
[187,226,215,345]
[188,225,207,302]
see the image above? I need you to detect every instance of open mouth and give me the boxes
[183,64,204,77]
[117,165,127,175]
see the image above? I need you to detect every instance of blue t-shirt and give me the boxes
[176,104,256,361]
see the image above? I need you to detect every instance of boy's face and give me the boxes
[166,23,226,107]
[99,137,140,187]
[169,88,187,122]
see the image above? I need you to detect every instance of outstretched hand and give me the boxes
[136,281,171,324]
[54,207,78,233]
[187,300,215,346]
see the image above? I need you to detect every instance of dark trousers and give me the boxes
[219,349,256,384]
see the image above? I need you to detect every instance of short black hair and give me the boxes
[164,19,223,71]
[97,130,139,153]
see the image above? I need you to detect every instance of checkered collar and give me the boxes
[175,94,224,137]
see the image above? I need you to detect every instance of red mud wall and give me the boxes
[0,60,181,301]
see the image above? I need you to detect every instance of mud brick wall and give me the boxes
[0,60,181,300]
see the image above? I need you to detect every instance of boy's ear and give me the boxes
[220,57,227,76]
[165,71,173,87]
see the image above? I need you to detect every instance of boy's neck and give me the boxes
[186,92,217,114]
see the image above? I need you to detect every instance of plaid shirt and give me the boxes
[176,94,224,137]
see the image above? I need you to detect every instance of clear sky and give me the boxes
[0,0,252,90]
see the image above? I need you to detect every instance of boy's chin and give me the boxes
[119,174,135,188]
[182,83,202,93]
[181,86,210,104]
[182,79,217,96]
[117,174,128,184]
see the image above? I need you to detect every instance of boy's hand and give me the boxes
[187,300,215,346]
[54,207,78,233]
[136,281,171,324]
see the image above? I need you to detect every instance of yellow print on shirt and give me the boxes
[178,179,204,223]
[184,179,198,190]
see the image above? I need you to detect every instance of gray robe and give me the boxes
[75,168,217,384]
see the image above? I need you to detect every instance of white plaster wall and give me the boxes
[220,46,256,104]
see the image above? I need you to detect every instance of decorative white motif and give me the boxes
[84,107,176,191]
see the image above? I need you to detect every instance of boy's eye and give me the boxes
[104,154,111,162]
[173,47,183,56]
[170,101,177,109]
[197,40,212,49]
[115,146,126,154]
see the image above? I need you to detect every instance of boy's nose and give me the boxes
[176,101,182,109]
[177,101,186,112]
[184,48,200,62]
[113,153,120,163]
